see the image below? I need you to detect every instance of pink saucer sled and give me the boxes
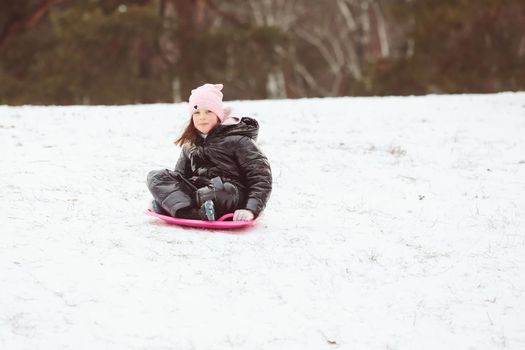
[145,209,255,229]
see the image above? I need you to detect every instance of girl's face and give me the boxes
[192,108,220,134]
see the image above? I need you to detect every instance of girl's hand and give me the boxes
[233,209,254,221]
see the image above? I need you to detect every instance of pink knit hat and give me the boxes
[188,83,226,122]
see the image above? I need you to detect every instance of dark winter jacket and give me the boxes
[174,117,272,218]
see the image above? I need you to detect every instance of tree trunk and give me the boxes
[171,0,206,97]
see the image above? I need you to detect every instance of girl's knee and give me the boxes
[146,169,169,188]
[146,170,159,187]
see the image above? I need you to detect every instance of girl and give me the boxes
[147,83,272,221]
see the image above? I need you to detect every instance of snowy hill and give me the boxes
[1,93,525,349]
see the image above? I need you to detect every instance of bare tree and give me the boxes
[290,0,391,96]
[221,0,392,97]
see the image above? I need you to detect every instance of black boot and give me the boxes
[176,200,215,221]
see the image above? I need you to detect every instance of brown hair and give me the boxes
[174,117,199,146]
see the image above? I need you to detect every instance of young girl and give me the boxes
[147,83,272,221]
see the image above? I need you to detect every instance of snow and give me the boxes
[1,93,525,349]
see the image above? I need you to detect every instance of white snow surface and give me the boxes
[1,93,525,350]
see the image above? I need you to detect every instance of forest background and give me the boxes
[1,0,524,105]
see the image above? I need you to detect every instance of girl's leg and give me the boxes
[151,199,169,215]
[147,169,194,217]
[147,169,216,220]
[175,207,203,220]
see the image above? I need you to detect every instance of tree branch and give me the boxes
[0,0,67,50]
[203,0,250,29]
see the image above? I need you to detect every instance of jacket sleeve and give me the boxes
[235,136,272,218]
[173,145,192,177]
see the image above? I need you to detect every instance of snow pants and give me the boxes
[147,169,193,217]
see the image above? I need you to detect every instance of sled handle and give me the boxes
[217,213,234,221]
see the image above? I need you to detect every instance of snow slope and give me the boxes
[1,93,525,349]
